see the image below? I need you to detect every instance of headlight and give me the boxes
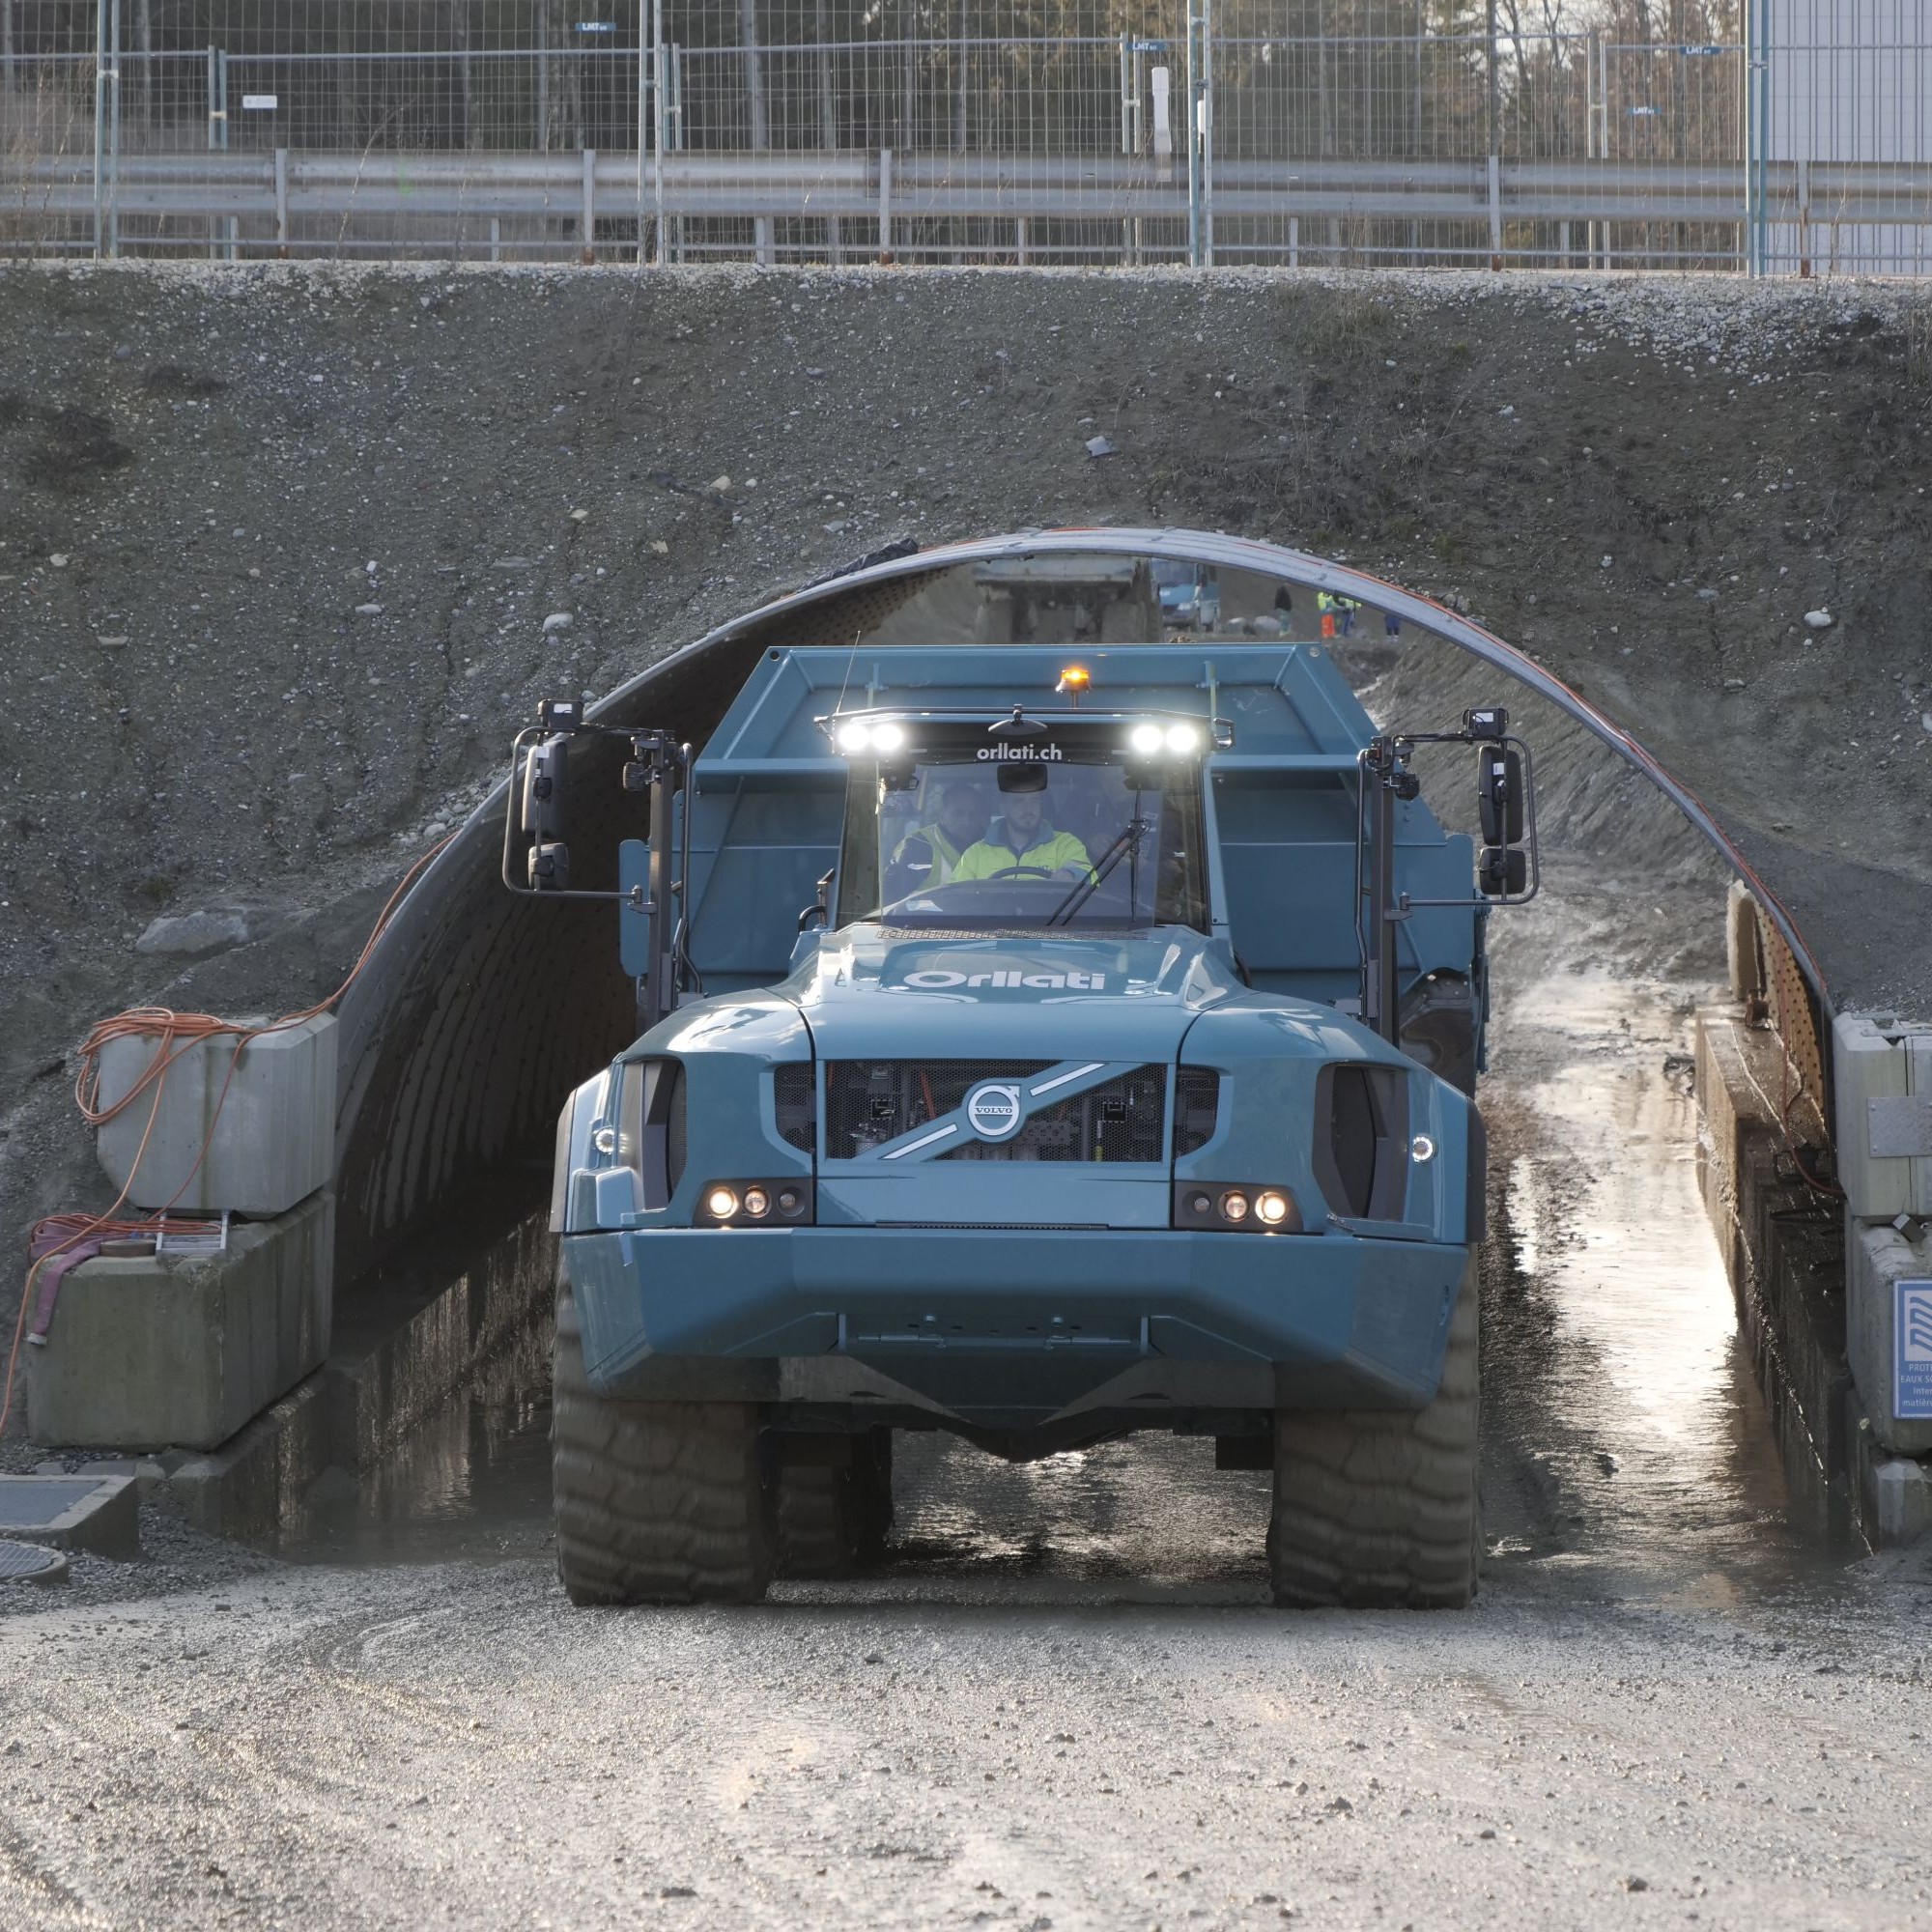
[697,1179,813,1227]
[1172,1183,1304,1234]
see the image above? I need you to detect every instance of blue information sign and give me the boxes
[1898,1278,1932,1421]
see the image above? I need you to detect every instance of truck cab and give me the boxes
[522,623,1531,1609]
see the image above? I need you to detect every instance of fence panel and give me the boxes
[1757,4,1932,275]
[3,5,1930,274]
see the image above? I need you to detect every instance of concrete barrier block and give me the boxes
[1832,1012,1932,1222]
[94,1012,337,1216]
[1861,1449,1932,1549]
[1848,1219,1932,1458]
[28,1191,333,1452]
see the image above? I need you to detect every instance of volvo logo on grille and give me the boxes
[964,1082,1024,1141]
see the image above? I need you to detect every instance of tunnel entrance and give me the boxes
[333,530,1834,1288]
[314,530,1864,1585]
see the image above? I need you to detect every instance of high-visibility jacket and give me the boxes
[1318,590,1360,639]
[892,824,971,884]
[952,824,1091,881]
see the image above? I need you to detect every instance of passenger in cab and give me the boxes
[952,778,1091,882]
[891,782,991,886]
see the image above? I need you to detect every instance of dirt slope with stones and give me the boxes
[2,262,1929,1304]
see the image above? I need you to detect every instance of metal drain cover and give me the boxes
[0,1538,70,1585]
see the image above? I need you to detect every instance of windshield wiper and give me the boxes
[1047,816,1147,925]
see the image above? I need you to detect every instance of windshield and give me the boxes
[835,745,1208,932]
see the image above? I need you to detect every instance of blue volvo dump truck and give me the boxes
[505,582,1534,1609]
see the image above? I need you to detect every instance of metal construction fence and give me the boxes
[1,5,1927,274]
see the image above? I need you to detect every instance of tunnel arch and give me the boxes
[330,528,1832,1290]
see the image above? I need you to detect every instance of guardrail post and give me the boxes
[1289,213,1298,270]
[91,0,107,258]
[1797,156,1811,277]
[648,0,668,268]
[582,147,596,264]
[274,147,289,258]
[877,147,893,262]
[104,0,121,257]
[1015,215,1028,267]
[1488,153,1502,270]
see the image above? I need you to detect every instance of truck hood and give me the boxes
[780,924,1248,1062]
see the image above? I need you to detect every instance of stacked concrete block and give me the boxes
[1833,1013,1932,1222]
[28,1191,334,1452]
[1825,1011,1932,1544]
[1847,1219,1932,1461]
[94,1013,336,1216]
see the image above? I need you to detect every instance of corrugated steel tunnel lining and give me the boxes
[329,528,1882,1292]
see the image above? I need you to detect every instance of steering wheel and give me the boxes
[986,866,1055,881]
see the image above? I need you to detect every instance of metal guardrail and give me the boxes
[7,149,1929,265]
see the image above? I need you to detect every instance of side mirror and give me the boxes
[521,736,570,893]
[1478,846,1527,897]
[1477,745,1523,846]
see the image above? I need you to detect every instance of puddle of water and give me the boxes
[1484,965,1855,1601]
[273,1383,554,1566]
[884,1433,1270,1595]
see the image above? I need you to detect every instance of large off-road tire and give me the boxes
[776,1431,894,1579]
[552,1283,774,1605]
[1267,1257,1481,1609]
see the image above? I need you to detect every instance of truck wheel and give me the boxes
[552,1283,774,1605]
[1267,1257,1481,1609]
[776,1430,894,1578]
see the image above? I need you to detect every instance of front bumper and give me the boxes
[562,1224,1467,1427]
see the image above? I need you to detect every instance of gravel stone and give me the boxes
[133,910,250,955]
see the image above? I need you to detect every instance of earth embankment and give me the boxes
[2,264,1929,1299]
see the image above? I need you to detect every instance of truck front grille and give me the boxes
[824,1060,1175,1163]
[940,1064,1167,1163]
[827,1061,1050,1156]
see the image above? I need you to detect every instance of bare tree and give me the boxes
[537,0,584,151]
[450,0,478,150]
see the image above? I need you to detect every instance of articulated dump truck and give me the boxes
[505,541,1535,1608]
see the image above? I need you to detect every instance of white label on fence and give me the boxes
[1151,68,1172,166]
[242,95,278,111]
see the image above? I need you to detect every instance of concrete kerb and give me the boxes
[0,1473,140,1559]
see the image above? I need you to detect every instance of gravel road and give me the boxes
[2,877,1926,1932]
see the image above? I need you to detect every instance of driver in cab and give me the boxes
[952,779,1091,882]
